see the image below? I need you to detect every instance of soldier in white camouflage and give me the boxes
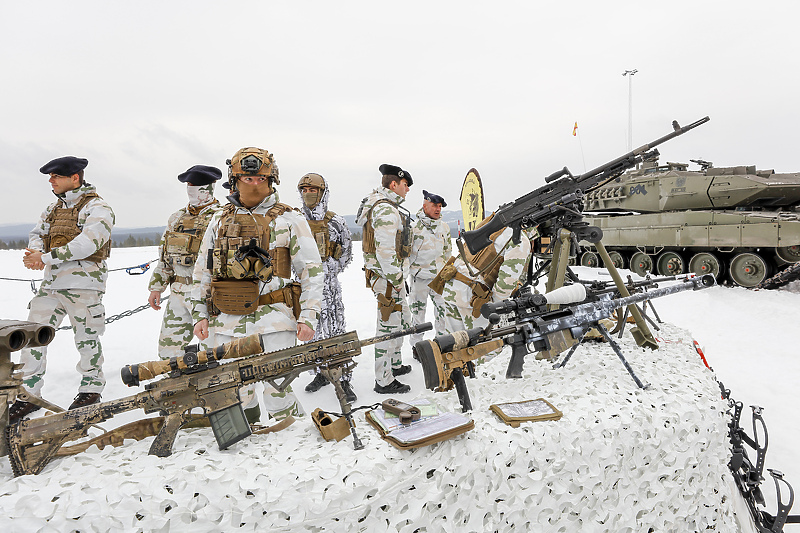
[192,147,323,423]
[10,156,115,423]
[431,224,537,333]
[408,189,452,346]
[355,164,414,394]
[148,165,222,360]
[296,173,356,402]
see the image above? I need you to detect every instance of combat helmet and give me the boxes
[297,172,326,209]
[225,147,280,190]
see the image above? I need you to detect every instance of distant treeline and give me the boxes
[0,233,162,250]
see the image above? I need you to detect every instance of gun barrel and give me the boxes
[358,322,433,348]
[607,274,715,310]
[578,116,709,182]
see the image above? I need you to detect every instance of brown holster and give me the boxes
[365,269,402,321]
[257,282,302,320]
[428,257,493,318]
[428,257,457,295]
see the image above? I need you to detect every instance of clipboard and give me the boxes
[490,398,563,428]
[365,401,474,450]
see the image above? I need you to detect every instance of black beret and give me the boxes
[423,189,447,207]
[177,165,222,185]
[39,156,88,176]
[379,163,413,186]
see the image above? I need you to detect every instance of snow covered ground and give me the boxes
[0,244,797,531]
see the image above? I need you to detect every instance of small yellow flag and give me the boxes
[573,122,578,136]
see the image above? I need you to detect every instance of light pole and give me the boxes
[622,69,638,151]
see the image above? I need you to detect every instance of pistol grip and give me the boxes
[505,343,529,379]
[149,412,183,457]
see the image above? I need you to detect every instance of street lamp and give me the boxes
[622,69,638,151]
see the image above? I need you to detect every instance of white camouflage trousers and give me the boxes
[19,289,106,396]
[156,282,195,360]
[371,277,411,387]
[209,330,305,421]
[408,275,447,345]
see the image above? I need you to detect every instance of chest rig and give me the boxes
[305,211,343,261]
[360,199,412,259]
[43,192,110,263]
[162,203,217,268]
[207,202,300,317]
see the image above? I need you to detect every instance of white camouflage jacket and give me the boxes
[191,191,323,335]
[355,187,409,290]
[29,183,115,292]
[409,208,452,281]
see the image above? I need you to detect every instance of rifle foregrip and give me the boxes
[505,343,528,379]
[149,412,183,457]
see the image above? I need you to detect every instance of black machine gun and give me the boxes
[414,275,715,412]
[460,116,710,256]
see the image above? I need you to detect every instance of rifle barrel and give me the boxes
[578,116,710,182]
[358,322,433,348]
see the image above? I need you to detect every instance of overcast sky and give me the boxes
[2,1,798,228]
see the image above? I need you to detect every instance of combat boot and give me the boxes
[8,400,41,424]
[68,392,101,410]
[341,380,357,403]
[305,373,330,393]
[373,380,411,394]
[392,364,412,377]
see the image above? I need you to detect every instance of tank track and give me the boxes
[755,261,800,290]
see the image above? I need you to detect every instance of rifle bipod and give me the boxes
[553,321,650,390]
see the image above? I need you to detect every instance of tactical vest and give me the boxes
[361,199,412,259]
[162,203,217,268]
[207,202,302,317]
[211,202,293,280]
[43,192,111,263]
[306,211,343,261]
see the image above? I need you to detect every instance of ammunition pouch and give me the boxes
[397,206,412,259]
[329,241,343,260]
[257,282,302,320]
[428,257,457,295]
[311,408,351,442]
[164,232,199,267]
[209,279,260,315]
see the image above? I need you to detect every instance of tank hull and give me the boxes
[580,210,800,287]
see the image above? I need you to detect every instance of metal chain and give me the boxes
[57,295,170,331]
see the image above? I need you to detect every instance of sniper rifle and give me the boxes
[414,275,714,412]
[4,322,431,477]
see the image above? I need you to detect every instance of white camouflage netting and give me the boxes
[0,323,752,532]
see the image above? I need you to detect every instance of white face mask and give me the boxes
[187,184,215,206]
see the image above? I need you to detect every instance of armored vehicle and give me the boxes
[578,158,800,287]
